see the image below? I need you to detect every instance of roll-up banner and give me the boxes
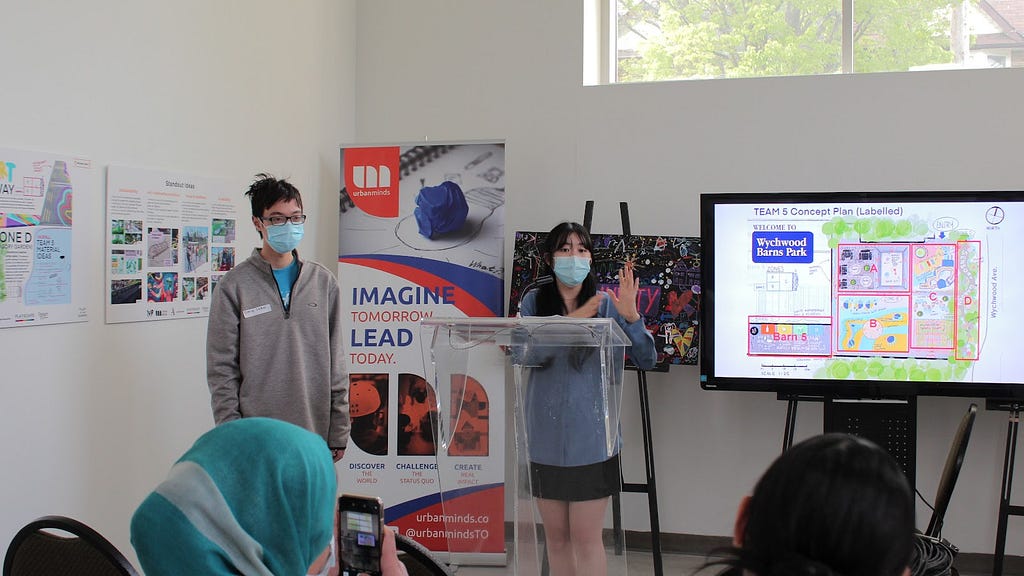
[338,142,506,564]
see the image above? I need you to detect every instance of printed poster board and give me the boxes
[105,165,241,323]
[0,147,91,328]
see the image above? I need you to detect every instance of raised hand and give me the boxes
[605,262,642,323]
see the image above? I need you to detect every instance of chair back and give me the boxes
[394,533,456,576]
[925,403,978,538]
[3,515,139,576]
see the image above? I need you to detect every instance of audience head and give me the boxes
[722,433,915,576]
[131,417,337,576]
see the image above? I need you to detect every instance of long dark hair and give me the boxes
[534,222,597,316]
[707,433,915,576]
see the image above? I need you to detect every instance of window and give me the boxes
[585,0,1024,84]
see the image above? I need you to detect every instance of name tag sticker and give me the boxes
[242,304,273,318]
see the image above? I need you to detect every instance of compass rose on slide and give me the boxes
[986,206,1005,225]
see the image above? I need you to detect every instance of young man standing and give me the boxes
[207,174,349,461]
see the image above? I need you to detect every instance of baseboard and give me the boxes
[620,530,729,556]
[954,552,1024,575]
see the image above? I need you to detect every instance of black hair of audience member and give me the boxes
[706,433,915,576]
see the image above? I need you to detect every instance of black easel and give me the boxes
[987,399,1024,576]
[589,201,665,576]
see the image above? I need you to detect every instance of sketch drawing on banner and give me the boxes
[509,231,702,369]
[339,144,506,281]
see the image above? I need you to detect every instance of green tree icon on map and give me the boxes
[822,215,932,247]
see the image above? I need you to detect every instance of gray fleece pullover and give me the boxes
[206,248,350,449]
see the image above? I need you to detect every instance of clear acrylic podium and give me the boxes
[421,316,634,575]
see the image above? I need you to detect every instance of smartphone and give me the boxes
[337,494,384,576]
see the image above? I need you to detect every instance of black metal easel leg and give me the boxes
[637,370,664,576]
[993,409,1019,576]
[783,399,798,452]
[617,370,663,575]
[612,492,623,554]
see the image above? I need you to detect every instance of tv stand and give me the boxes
[778,394,917,489]
[985,399,1024,576]
[777,392,825,451]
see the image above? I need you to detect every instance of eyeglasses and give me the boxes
[260,214,307,226]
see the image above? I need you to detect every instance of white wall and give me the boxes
[352,0,1024,556]
[0,0,355,564]
[2,0,1023,568]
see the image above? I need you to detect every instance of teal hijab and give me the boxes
[131,418,337,576]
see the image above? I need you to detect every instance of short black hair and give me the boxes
[712,433,915,576]
[245,173,303,218]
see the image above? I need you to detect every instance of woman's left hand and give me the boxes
[605,262,642,323]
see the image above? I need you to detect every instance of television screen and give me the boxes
[700,191,1024,398]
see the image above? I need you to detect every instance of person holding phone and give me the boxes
[337,494,386,576]
[130,418,408,576]
[518,221,657,576]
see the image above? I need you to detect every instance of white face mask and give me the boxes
[552,255,591,287]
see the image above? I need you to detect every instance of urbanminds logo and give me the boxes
[352,164,391,189]
[344,146,401,217]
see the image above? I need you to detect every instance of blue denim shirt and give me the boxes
[518,289,657,467]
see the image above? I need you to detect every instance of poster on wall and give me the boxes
[338,142,506,563]
[509,231,702,369]
[105,165,241,323]
[0,147,90,328]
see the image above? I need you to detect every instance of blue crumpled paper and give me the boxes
[414,181,469,239]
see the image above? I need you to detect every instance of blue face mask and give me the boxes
[266,222,304,254]
[552,256,591,287]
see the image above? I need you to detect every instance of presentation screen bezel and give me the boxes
[699,190,1024,399]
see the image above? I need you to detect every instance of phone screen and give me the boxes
[338,496,382,576]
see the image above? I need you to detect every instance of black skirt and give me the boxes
[529,454,621,501]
